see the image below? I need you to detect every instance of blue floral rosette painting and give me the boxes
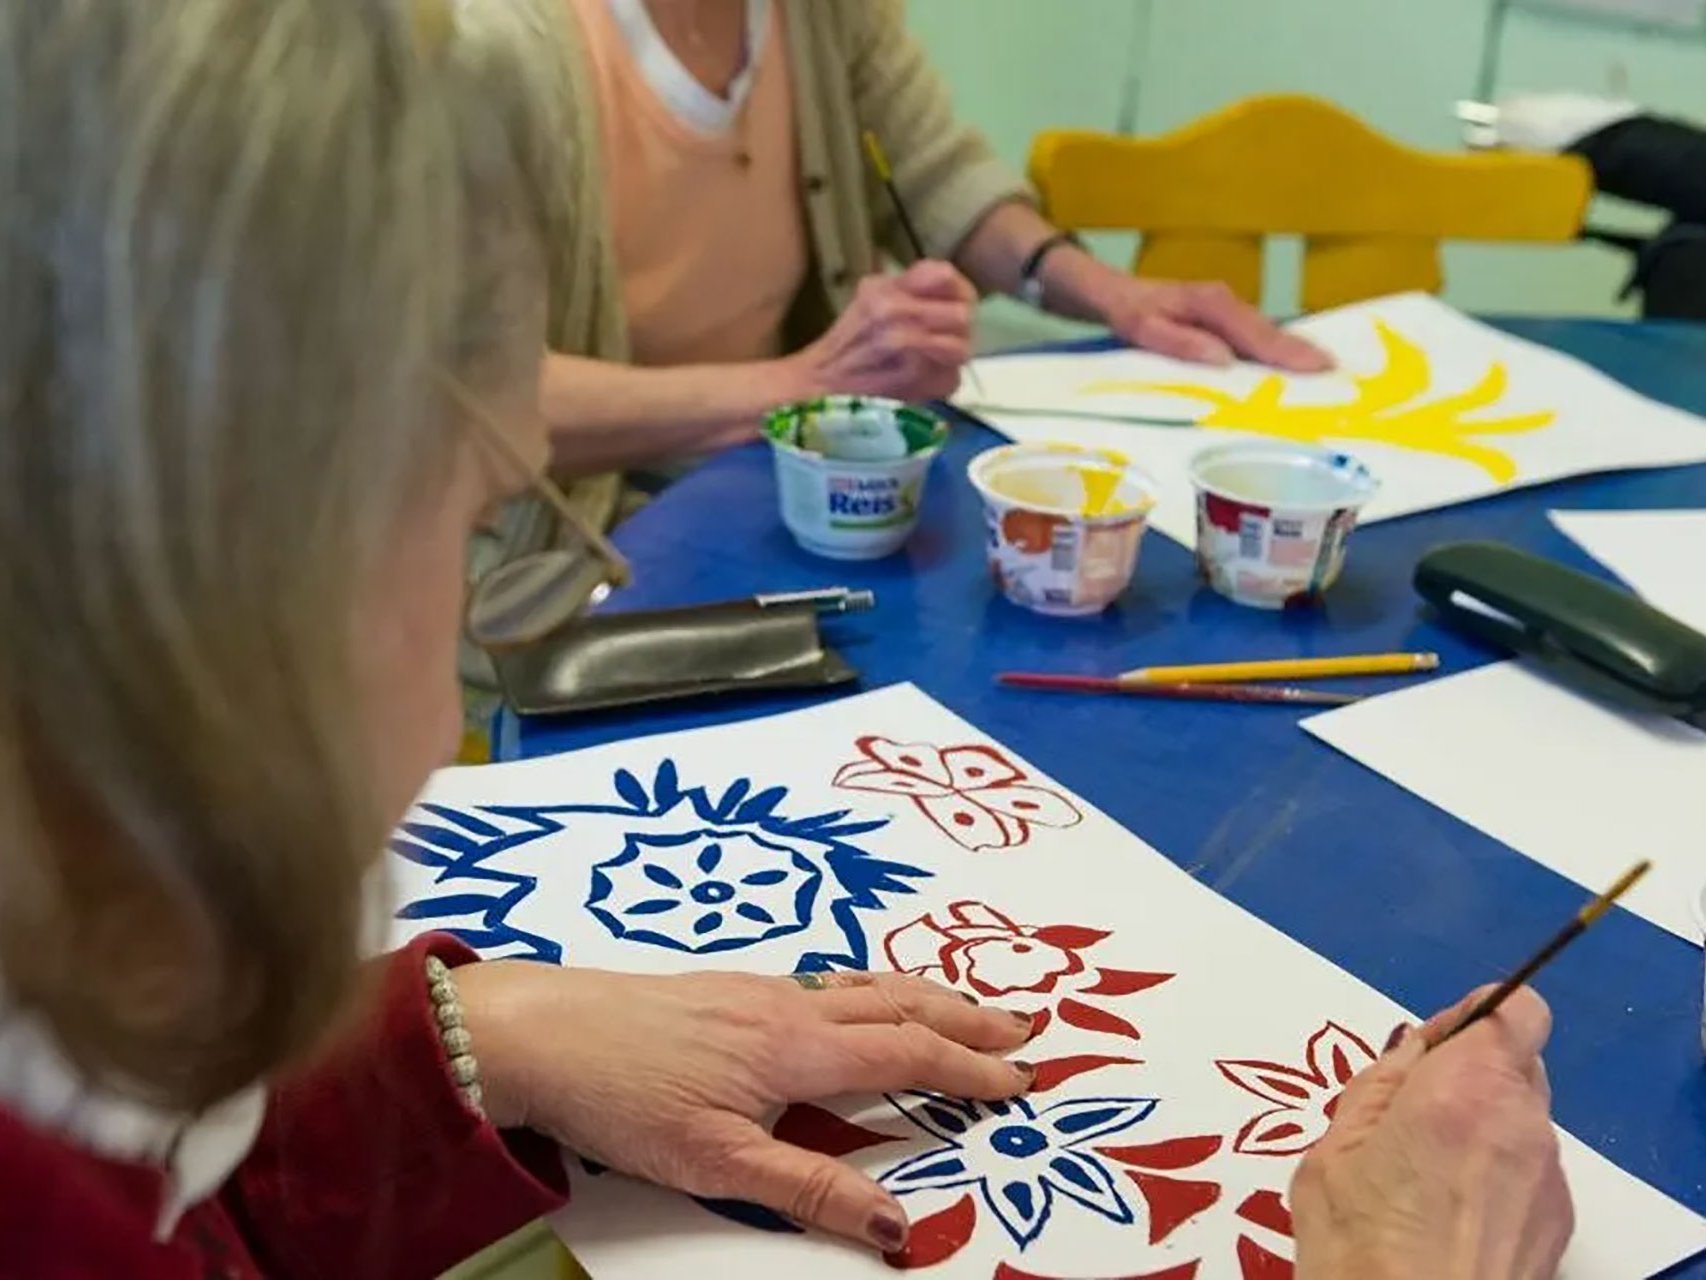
[388,758,930,976]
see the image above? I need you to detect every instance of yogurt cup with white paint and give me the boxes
[1188,443,1379,610]
[764,397,948,561]
[969,442,1159,618]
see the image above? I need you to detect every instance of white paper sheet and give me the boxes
[388,686,1706,1279]
[1307,663,1706,943]
[963,294,1706,547]
[1552,508,1706,634]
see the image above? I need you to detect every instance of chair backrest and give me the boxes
[1029,94,1594,313]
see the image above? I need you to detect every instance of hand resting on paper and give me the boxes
[455,961,1032,1253]
[1291,986,1575,1280]
[1096,278,1333,373]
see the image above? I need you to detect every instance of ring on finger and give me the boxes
[789,972,831,992]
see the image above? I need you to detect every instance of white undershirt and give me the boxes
[0,1002,265,1241]
[0,874,392,1241]
[605,0,771,134]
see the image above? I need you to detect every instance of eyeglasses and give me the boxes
[443,375,633,652]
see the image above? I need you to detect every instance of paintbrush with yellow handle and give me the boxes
[1435,860,1652,1047]
[861,129,988,403]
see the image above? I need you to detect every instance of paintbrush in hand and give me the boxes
[861,129,987,403]
[1434,859,1652,1048]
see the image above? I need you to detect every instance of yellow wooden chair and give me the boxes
[1029,94,1594,313]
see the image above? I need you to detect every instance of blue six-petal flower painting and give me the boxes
[881,1092,1158,1249]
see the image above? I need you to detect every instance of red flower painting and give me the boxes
[833,738,1082,852]
[885,901,1171,1013]
[1233,1190,1298,1280]
[883,901,1173,1091]
[1215,1022,1377,1157]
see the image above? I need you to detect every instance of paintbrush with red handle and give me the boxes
[998,673,1362,707]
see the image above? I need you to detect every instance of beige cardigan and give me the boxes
[460,0,1034,528]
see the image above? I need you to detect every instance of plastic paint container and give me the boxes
[763,397,948,561]
[1188,443,1379,610]
[968,443,1159,618]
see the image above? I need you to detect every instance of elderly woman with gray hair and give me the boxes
[0,2,1570,1277]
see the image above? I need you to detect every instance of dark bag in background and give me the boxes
[1573,116,1706,321]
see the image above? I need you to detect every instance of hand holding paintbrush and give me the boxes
[1294,981,1574,1275]
[1280,866,1638,1275]
[1430,859,1650,1048]
[789,261,976,404]
[860,129,988,403]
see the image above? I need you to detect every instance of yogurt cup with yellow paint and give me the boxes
[968,443,1159,618]
[764,397,949,561]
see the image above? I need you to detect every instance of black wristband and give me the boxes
[1018,231,1086,305]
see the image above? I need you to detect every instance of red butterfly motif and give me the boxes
[833,737,1081,852]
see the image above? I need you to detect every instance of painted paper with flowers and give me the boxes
[961,292,1706,549]
[380,685,1706,1280]
[1217,1023,1377,1157]
[834,738,1081,852]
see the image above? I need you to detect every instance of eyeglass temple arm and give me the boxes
[444,376,634,587]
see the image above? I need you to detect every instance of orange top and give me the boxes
[568,0,809,367]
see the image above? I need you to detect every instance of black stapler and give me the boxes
[1415,541,1706,723]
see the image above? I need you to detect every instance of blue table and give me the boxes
[506,318,1706,1268]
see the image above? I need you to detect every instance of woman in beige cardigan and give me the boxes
[465,0,1328,492]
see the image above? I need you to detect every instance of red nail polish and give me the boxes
[1384,1024,1410,1053]
[960,992,980,1006]
[869,1212,908,1251]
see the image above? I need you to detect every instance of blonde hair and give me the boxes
[0,0,545,1109]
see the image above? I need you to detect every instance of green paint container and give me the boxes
[763,397,949,560]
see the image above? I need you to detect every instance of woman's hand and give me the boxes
[789,261,977,403]
[1097,278,1333,372]
[1291,987,1574,1280]
[455,962,1033,1253]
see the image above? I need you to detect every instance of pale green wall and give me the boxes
[905,0,1706,329]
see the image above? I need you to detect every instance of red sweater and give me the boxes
[0,936,570,1279]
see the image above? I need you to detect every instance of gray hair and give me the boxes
[0,0,545,1107]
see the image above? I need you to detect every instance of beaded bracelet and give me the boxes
[425,955,486,1120]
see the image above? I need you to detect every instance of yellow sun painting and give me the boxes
[1080,322,1558,483]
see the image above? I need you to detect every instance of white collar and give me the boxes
[0,1005,266,1241]
[606,0,771,134]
